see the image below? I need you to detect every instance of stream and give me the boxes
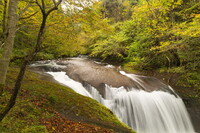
[30,57,197,133]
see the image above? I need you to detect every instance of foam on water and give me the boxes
[105,88,194,133]
[47,72,91,97]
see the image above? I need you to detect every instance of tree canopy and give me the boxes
[0,0,199,93]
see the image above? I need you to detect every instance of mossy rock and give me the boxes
[0,67,135,133]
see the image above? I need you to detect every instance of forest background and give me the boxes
[0,0,199,96]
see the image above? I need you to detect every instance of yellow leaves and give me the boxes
[42,110,114,133]
[174,16,200,37]
[194,13,200,18]
[18,1,42,29]
[52,127,56,130]
[150,41,171,52]
[175,0,183,5]
[160,41,171,47]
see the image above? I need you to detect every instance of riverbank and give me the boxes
[0,67,134,133]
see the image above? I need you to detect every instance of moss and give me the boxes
[178,72,200,90]
[0,67,135,133]
[157,67,200,91]
[158,67,186,74]
[122,62,140,73]
[0,96,50,133]
[0,84,4,96]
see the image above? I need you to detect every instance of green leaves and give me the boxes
[85,0,200,72]
[2,0,199,73]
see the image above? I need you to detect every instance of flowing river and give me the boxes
[30,57,196,133]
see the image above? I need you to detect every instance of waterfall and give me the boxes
[47,72,92,97]
[31,59,195,133]
[47,71,195,133]
[105,88,194,133]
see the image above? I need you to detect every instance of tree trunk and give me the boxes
[2,0,8,39]
[0,0,7,45]
[0,59,28,121]
[0,14,47,122]
[0,0,62,122]
[0,0,18,95]
[35,15,47,53]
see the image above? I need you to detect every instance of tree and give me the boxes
[101,0,135,22]
[0,0,62,122]
[0,0,18,95]
[0,0,8,45]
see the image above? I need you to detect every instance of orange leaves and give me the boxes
[41,111,114,133]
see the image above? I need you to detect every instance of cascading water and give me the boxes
[30,58,196,133]
[104,87,194,133]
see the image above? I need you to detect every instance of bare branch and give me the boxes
[41,0,45,12]
[46,6,57,16]
[0,43,5,49]
[56,0,62,6]
[35,0,45,15]
[19,11,38,20]
[46,0,62,16]
[52,0,56,6]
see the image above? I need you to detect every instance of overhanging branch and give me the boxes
[19,11,38,20]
